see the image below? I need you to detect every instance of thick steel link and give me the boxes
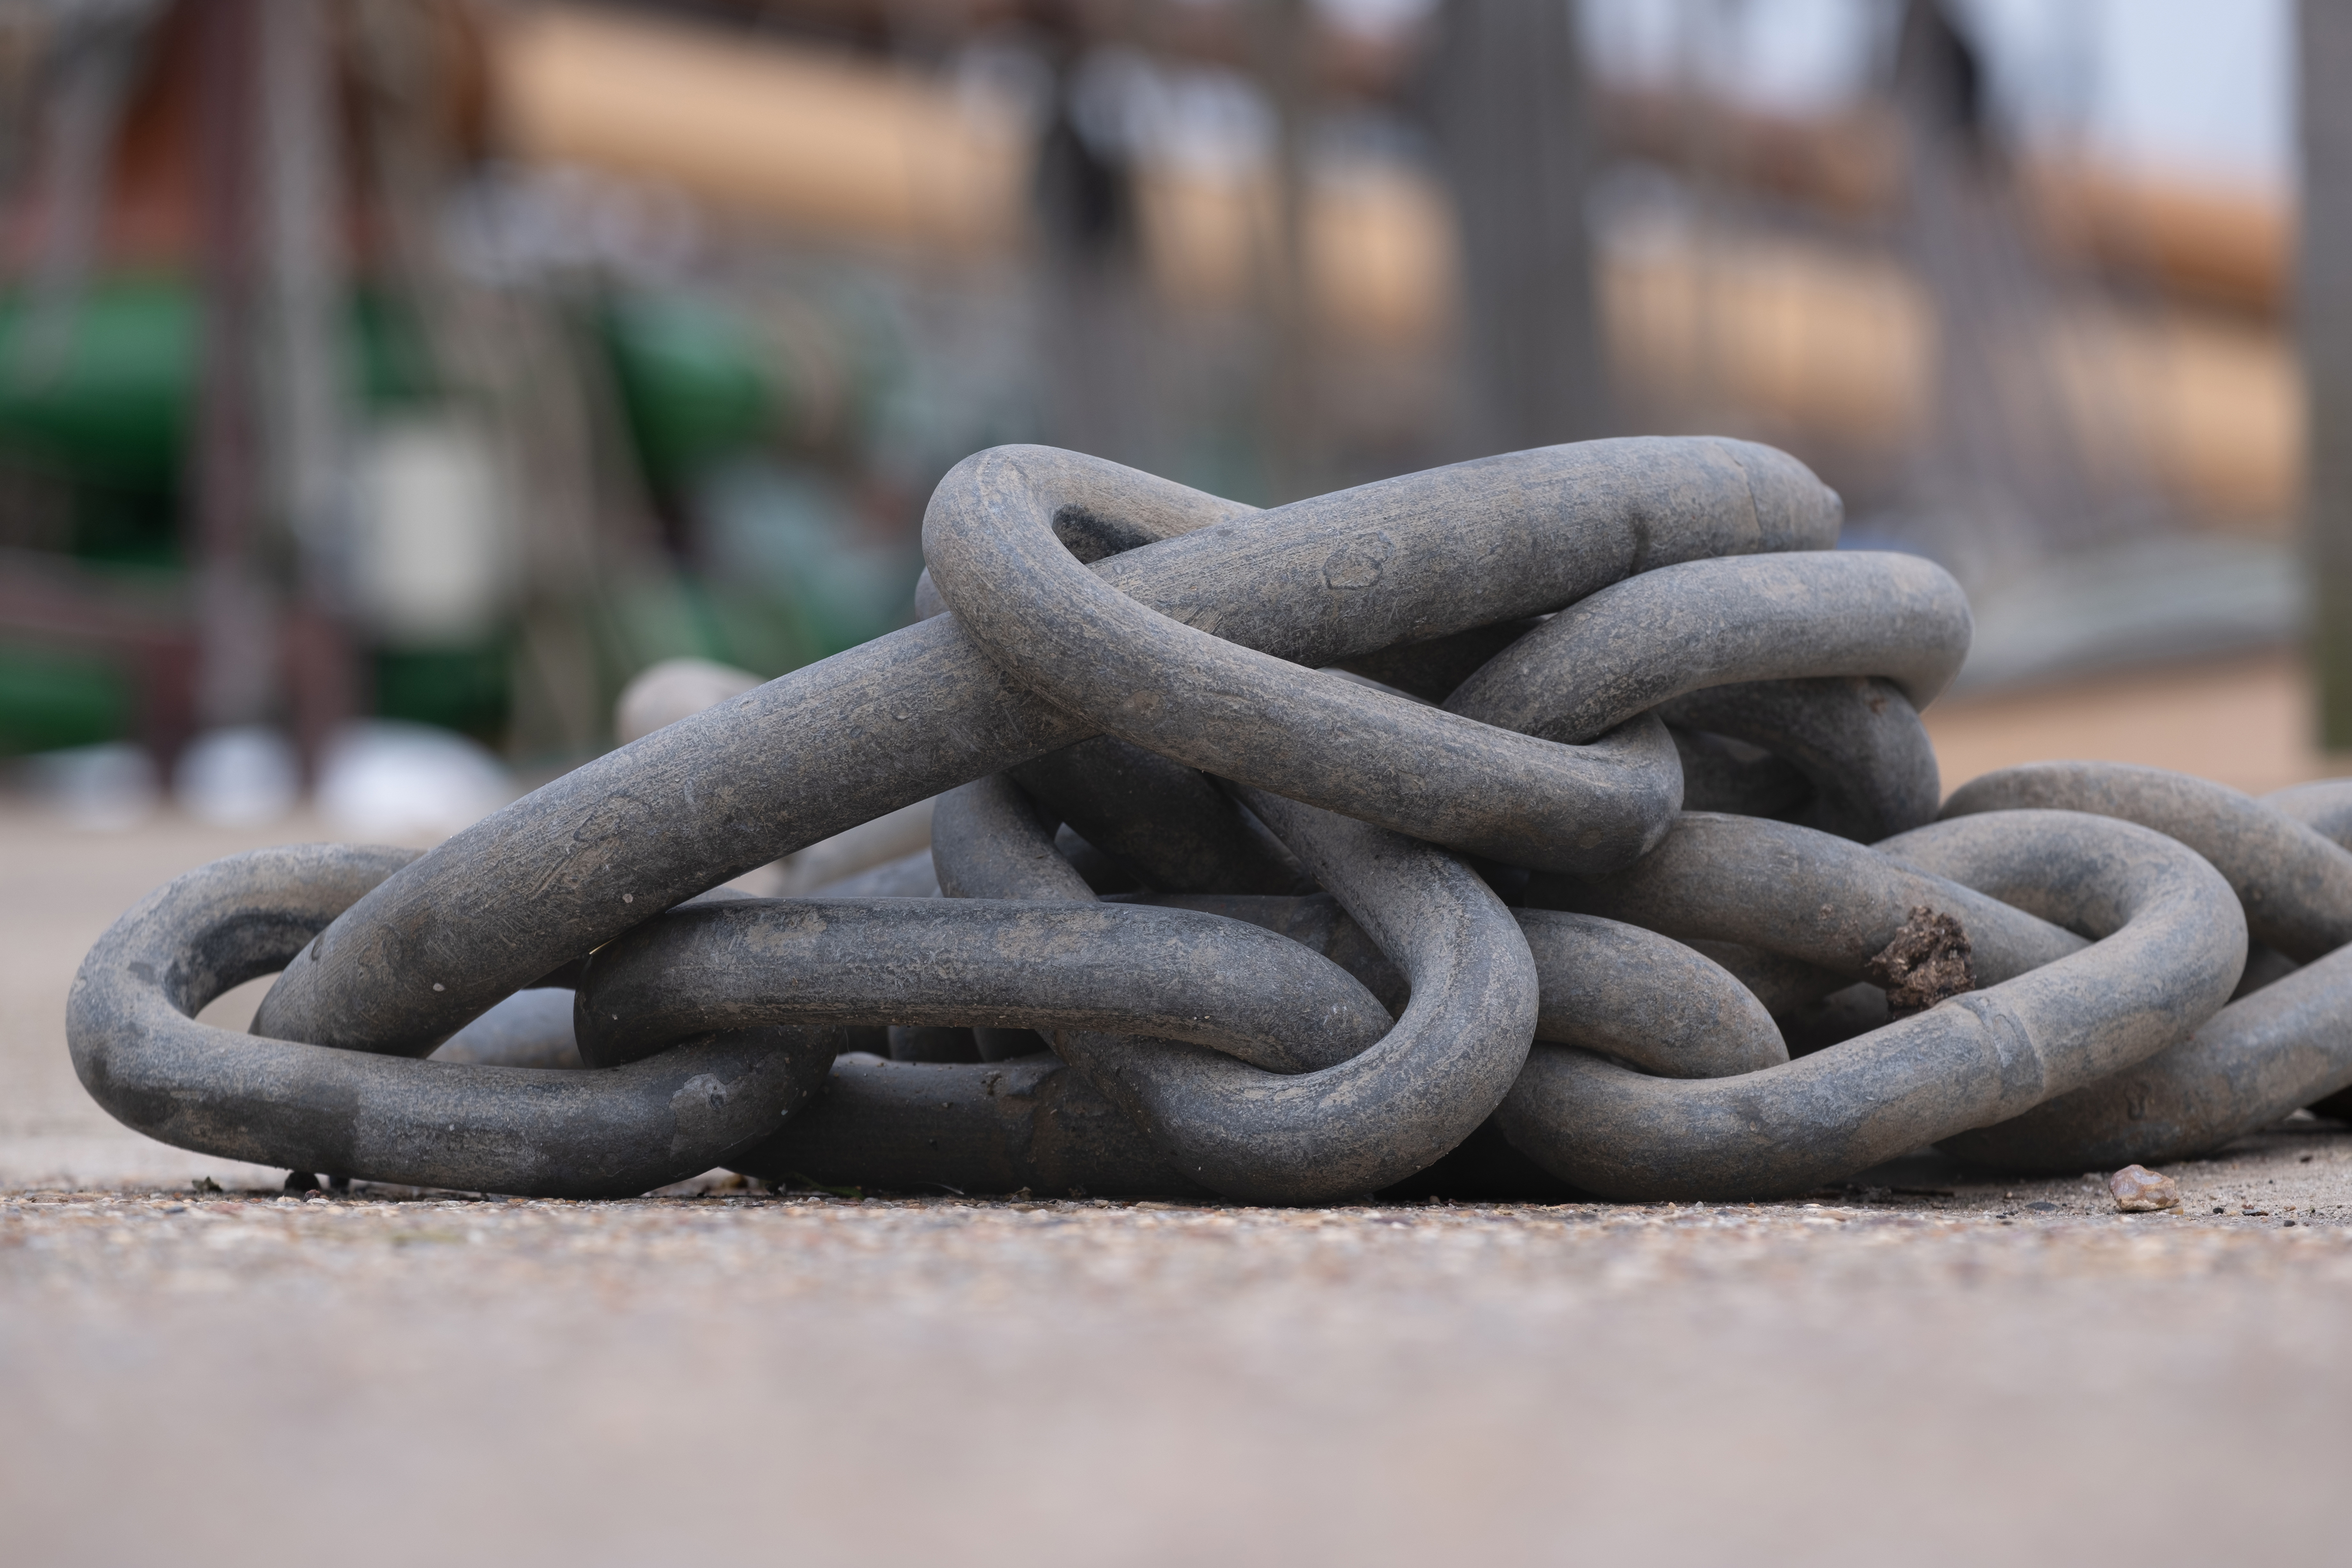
[923,450,1680,876]
[916,769,1540,1203]
[1497,811,2244,1199]
[1657,676,1940,842]
[1442,554,1959,842]
[1441,551,1971,737]
[2266,778,2352,846]
[572,896,1392,1076]
[1944,763,2352,961]
[1135,893,1788,1081]
[1525,811,2093,1001]
[1007,736,1309,895]
[65,847,839,1196]
[1924,766,2352,1168]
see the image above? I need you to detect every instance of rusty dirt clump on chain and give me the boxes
[1868,906,1977,1015]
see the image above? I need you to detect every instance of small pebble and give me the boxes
[2108,1164,2181,1212]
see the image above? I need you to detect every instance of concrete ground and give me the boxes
[8,1134,2352,1567]
[7,657,2352,1565]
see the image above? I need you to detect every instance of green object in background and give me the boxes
[0,642,132,755]
[0,279,797,752]
[0,279,443,481]
[0,279,192,491]
[0,279,442,567]
[691,460,918,662]
[350,290,442,408]
[699,583,821,679]
[373,643,511,746]
[597,291,781,496]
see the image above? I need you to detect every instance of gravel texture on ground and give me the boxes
[7,1120,2352,1567]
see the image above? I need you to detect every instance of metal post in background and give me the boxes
[1431,0,1607,457]
[9,0,159,386]
[2302,0,2352,751]
[259,0,358,780]
[1253,0,1316,500]
[1032,23,1150,475]
[190,0,279,740]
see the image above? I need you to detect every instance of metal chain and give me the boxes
[65,438,2352,1201]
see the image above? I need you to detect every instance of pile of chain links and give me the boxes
[67,438,2352,1202]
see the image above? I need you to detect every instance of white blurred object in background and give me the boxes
[615,656,762,744]
[349,417,516,646]
[174,726,301,826]
[24,742,161,831]
[317,720,516,841]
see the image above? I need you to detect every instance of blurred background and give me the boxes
[0,0,2331,836]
